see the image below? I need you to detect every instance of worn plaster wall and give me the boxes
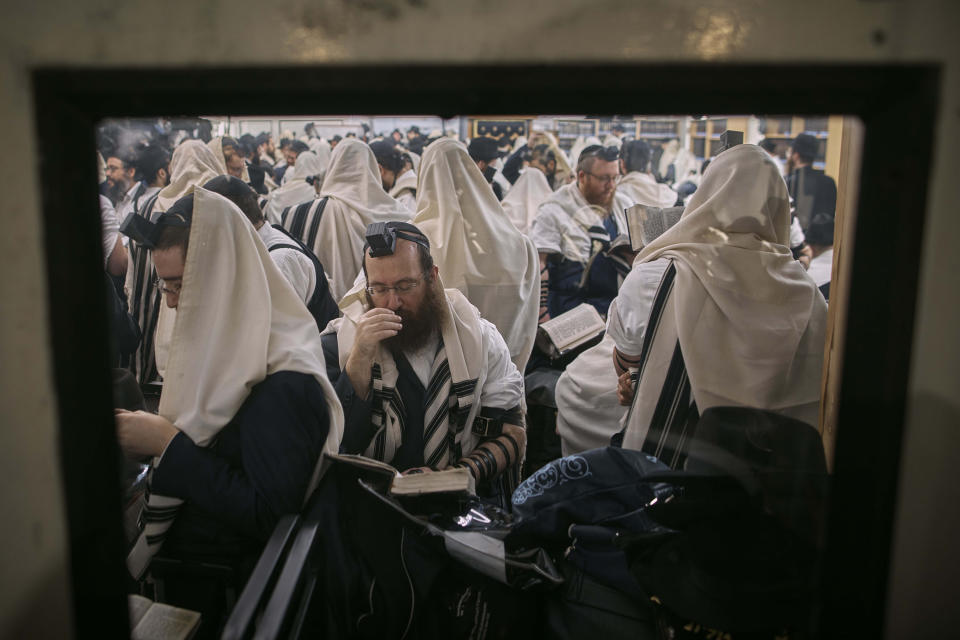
[0,1,956,637]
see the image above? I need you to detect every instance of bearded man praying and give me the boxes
[320,222,526,506]
[529,144,635,320]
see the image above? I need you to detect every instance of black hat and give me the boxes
[369,140,404,174]
[468,136,500,163]
[791,133,819,161]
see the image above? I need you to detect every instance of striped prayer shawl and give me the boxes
[281,196,329,250]
[126,193,162,384]
[619,261,700,469]
[366,347,478,468]
[328,287,487,469]
[126,469,181,579]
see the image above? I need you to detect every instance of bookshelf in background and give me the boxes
[555,118,598,153]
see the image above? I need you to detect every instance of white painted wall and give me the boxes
[0,1,957,637]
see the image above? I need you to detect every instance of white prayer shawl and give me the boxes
[671,147,698,187]
[320,139,411,224]
[616,172,678,209]
[306,137,332,175]
[555,334,627,456]
[621,144,827,451]
[207,136,250,183]
[315,139,412,299]
[327,282,486,466]
[388,168,418,213]
[263,151,324,225]
[602,134,624,149]
[414,138,540,373]
[124,140,222,383]
[531,182,633,263]
[128,189,344,578]
[501,167,553,235]
[657,139,679,181]
[404,149,421,173]
[153,140,222,213]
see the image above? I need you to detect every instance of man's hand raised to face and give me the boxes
[345,308,402,399]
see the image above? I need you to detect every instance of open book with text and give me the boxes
[128,594,200,640]
[624,203,684,251]
[536,303,605,359]
[325,452,476,496]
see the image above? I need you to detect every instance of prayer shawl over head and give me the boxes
[402,148,421,173]
[125,140,222,383]
[263,150,324,225]
[501,166,553,235]
[288,138,408,300]
[207,136,250,183]
[327,281,485,467]
[617,171,678,209]
[127,188,344,579]
[621,144,827,452]
[155,140,223,213]
[307,136,332,163]
[657,139,679,181]
[389,169,418,200]
[414,138,540,373]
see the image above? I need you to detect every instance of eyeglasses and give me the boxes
[584,172,619,185]
[365,274,425,298]
[154,276,182,296]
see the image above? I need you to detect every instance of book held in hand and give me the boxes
[624,203,684,251]
[536,303,605,360]
[324,452,476,497]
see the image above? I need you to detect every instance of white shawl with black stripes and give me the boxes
[325,283,486,467]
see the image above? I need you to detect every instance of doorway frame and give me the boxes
[32,63,940,637]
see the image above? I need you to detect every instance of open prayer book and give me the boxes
[128,595,200,640]
[536,303,606,359]
[624,203,684,251]
[325,452,476,497]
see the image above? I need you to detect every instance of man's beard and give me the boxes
[105,179,127,206]
[379,278,448,354]
[586,188,615,210]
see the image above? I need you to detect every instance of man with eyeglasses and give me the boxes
[529,144,635,321]
[320,222,526,506]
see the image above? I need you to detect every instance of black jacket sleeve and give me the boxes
[151,371,330,540]
[320,332,379,454]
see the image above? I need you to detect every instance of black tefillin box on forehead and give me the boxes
[714,129,744,155]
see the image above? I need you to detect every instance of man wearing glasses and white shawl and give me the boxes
[320,222,526,508]
[529,144,635,322]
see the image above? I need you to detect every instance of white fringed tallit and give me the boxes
[616,171,678,209]
[326,282,485,467]
[127,188,344,578]
[263,150,324,225]
[620,144,827,450]
[207,136,250,183]
[314,139,411,300]
[414,138,540,373]
[501,167,553,235]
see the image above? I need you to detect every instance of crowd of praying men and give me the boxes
[97,118,837,636]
